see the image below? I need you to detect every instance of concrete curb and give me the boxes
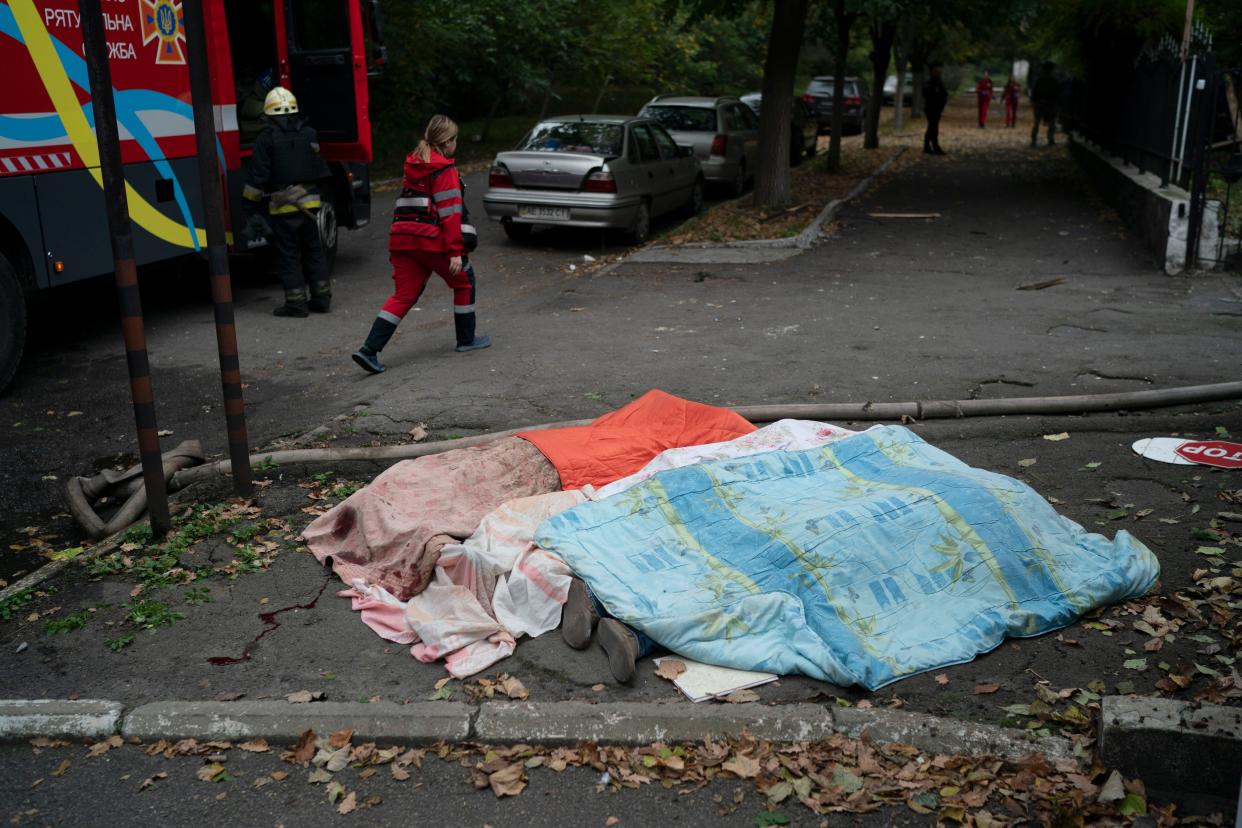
[602,144,910,272]
[1,697,1071,762]
[473,702,836,745]
[794,146,908,249]
[0,700,123,740]
[121,701,473,743]
[1099,696,1242,799]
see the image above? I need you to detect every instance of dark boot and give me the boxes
[308,280,332,313]
[597,618,640,684]
[362,313,399,354]
[561,577,599,650]
[274,289,309,317]
[453,311,492,352]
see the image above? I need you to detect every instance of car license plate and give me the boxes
[519,205,568,221]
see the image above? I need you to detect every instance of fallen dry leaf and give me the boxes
[292,729,316,765]
[722,689,760,704]
[328,728,354,749]
[974,683,1000,695]
[86,735,123,758]
[325,746,351,773]
[591,683,605,692]
[391,764,410,781]
[270,771,289,781]
[337,791,358,815]
[139,771,167,790]
[654,660,687,681]
[934,674,950,685]
[722,755,760,779]
[1042,432,1070,442]
[489,762,527,797]
[51,758,70,777]
[286,690,316,704]
[434,677,453,691]
[501,675,529,700]
[196,762,226,782]
[409,423,429,442]
[238,739,269,753]
[605,818,620,827]
[213,692,244,702]
[307,768,333,785]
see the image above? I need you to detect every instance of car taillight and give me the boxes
[583,170,617,194]
[710,134,728,156]
[489,166,514,189]
[802,93,814,103]
[845,96,862,106]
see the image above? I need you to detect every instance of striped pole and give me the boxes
[183,0,253,496]
[78,0,171,536]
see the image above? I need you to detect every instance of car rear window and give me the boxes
[807,79,860,97]
[640,105,718,133]
[518,122,623,156]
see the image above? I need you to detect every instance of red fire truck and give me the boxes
[0,0,381,390]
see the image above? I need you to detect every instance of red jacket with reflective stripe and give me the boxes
[389,149,465,255]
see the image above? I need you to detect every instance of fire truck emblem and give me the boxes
[140,0,187,65]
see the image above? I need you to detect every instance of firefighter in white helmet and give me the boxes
[242,86,333,316]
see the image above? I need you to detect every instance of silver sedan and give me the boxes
[482,116,703,244]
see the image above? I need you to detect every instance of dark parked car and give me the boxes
[802,76,866,135]
[739,93,818,165]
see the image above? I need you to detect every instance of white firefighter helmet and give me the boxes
[263,87,298,115]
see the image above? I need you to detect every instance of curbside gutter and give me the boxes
[0,697,1068,762]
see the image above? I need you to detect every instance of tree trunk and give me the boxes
[893,53,908,129]
[827,0,855,172]
[754,0,810,208]
[864,18,896,149]
[893,18,911,130]
[592,74,612,113]
[911,63,925,119]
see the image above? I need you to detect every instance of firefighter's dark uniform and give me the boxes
[923,73,948,154]
[243,114,332,316]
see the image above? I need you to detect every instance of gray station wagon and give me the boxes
[638,96,759,197]
[483,116,703,244]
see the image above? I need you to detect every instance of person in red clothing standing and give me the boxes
[975,70,994,128]
[353,115,491,374]
[1002,76,1021,128]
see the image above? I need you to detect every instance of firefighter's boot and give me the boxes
[274,288,309,318]
[454,311,491,352]
[352,313,399,374]
[308,280,332,313]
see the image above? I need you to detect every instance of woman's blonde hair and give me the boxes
[414,115,458,162]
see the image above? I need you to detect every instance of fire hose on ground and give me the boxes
[5,379,1233,605]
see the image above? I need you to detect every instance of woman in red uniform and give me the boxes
[353,115,491,374]
[975,70,994,128]
[1002,76,1021,128]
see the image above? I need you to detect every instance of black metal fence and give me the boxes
[1063,31,1216,192]
[1187,67,1242,268]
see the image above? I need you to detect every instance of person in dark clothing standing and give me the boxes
[923,66,948,155]
[1030,61,1060,147]
[243,87,332,317]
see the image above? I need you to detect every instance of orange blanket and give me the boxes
[517,389,756,491]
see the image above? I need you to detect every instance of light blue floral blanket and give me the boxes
[535,426,1159,689]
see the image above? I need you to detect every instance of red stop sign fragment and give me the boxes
[1173,440,1242,469]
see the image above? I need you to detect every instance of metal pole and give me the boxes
[1176,55,1199,184]
[182,0,253,496]
[78,0,171,537]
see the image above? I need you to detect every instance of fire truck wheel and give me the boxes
[317,200,339,274]
[0,252,26,395]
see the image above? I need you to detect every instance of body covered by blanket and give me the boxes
[536,425,1160,690]
[518,389,756,490]
[304,437,561,599]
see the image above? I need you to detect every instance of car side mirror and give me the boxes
[677,145,694,157]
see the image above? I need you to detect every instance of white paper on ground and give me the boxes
[652,656,778,703]
[1131,437,1197,465]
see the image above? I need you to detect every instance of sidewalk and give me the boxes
[2,133,1239,811]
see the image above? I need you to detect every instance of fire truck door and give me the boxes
[282,0,370,161]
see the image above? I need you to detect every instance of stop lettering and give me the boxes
[1173,440,1242,469]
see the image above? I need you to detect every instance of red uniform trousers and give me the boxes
[382,250,474,320]
[1005,98,1018,127]
[977,96,991,126]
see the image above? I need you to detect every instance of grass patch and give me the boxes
[44,608,93,635]
[0,588,35,621]
[125,600,185,631]
[106,633,135,652]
